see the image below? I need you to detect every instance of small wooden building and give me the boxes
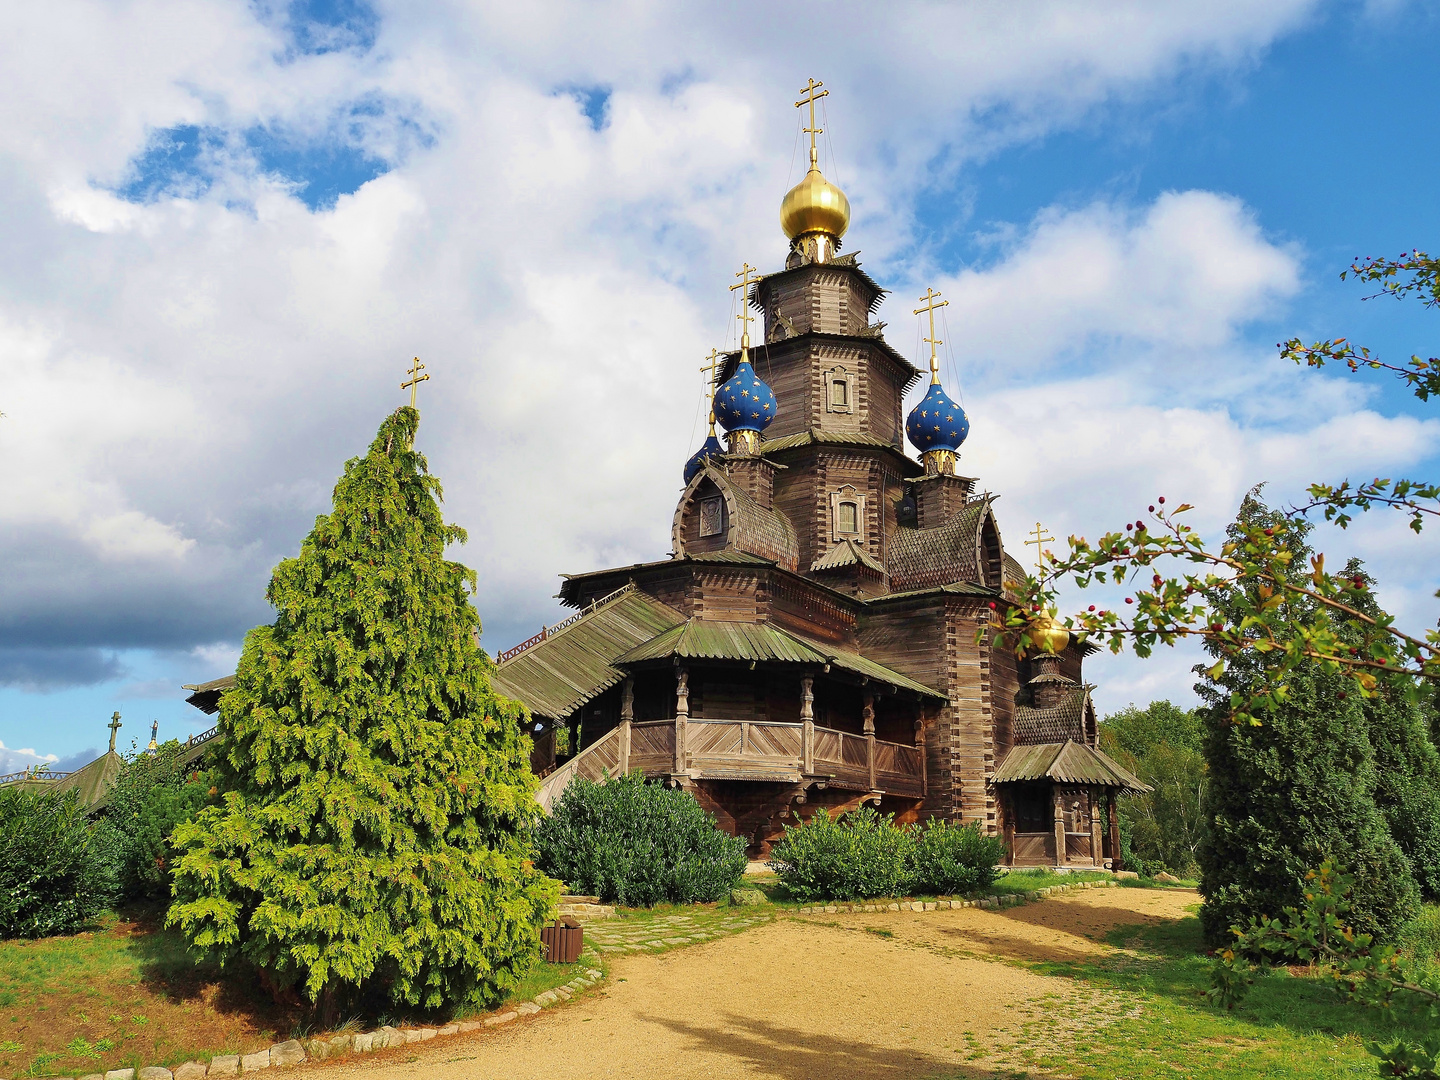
[491,115,1147,866]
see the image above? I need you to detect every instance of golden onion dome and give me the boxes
[1026,614,1071,656]
[780,165,850,241]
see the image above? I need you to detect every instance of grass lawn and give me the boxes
[0,909,598,1079]
[1003,914,1428,1079]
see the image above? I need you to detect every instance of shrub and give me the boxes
[0,786,108,938]
[908,818,1004,896]
[168,407,557,1013]
[767,807,913,901]
[91,741,210,904]
[535,771,747,906]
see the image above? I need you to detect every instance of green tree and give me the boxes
[1196,494,1416,946]
[92,739,211,903]
[1100,702,1205,876]
[168,406,556,1014]
[0,786,108,939]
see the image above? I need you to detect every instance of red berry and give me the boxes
[1158,496,1165,504]
[988,601,996,609]
[1148,505,1155,512]
[1088,605,1096,612]
[1125,597,1134,604]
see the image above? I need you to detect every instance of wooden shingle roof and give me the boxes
[886,498,992,591]
[490,588,686,720]
[992,740,1149,793]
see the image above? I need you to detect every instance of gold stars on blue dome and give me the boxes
[714,360,778,435]
[906,382,969,454]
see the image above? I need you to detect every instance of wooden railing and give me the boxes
[0,767,75,785]
[535,717,925,813]
[496,584,635,665]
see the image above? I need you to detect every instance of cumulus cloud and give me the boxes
[9,0,1427,740]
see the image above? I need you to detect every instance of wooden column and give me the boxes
[1002,788,1015,867]
[1108,792,1123,872]
[867,733,877,791]
[674,666,689,773]
[621,677,634,722]
[916,710,927,795]
[862,692,875,735]
[801,676,815,774]
[1089,787,1104,867]
[618,719,631,778]
[1053,785,1067,868]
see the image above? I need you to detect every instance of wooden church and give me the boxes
[492,80,1145,868]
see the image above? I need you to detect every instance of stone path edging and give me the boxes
[50,965,606,1080]
[792,877,1119,916]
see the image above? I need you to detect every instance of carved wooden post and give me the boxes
[1108,792,1123,871]
[674,666,689,774]
[618,718,631,777]
[862,692,875,735]
[1053,785,1066,867]
[801,676,814,774]
[916,710,927,795]
[867,733,877,791]
[1002,789,1015,866]
[1089,787,1104,866]
[621,677,634,722]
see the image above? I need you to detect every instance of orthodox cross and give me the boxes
[794,77,828,168]
[401,357,430,408]
[913,288,948,383]
[699,348,723,432]
[1024,521,1055,577]
[107,711,122,753]
[729,263,761,349]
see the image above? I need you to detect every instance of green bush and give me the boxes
[909,818,1004,895]
[768,808,1003,901]
[92,741,210,904]
[0,786,108,938]
[535,771,747,906]
[1398,903,1440,978]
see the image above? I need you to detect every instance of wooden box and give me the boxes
[541,918,583,964]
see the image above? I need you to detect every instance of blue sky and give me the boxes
[2,1,1438,768]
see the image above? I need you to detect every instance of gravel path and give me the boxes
[301,887,1196,1080]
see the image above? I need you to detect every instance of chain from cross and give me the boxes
[794,77,828,167]
[699,348,723,433]
[401,357,430,408]
[1024,521,1055,577]
[108,711,122,753]
[729,263,761,348]
[913,287,949,383]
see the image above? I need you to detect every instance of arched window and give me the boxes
[829,485,866,540]
[838,501,858,533]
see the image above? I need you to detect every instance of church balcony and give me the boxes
[536,717,925,813]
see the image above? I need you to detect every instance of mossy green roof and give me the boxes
[992,740,1149,793]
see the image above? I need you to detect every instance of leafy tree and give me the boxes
[0,786,108,938]
[92,739,211,903]
[1195,494,1416,945]
[1100,701,1205,876]
[168,406,556,1015]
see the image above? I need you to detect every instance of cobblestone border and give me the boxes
[792,878,1119,915]
[26,964,607,1080]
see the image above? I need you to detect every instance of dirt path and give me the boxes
[307,888,1197,1080]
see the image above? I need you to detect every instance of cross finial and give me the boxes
[699,348,723,435]
[107,711,122,753]
[1024,521,1055,577]
[794,77,829,170]
[913,288,949,384]
[401,357,430,409]
[729,263,761,351]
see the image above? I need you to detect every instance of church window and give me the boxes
[829,485,866,541]
[838,501,858,534]
[699,496,724,537]
[824,365,856,415]
[830,378,848,408]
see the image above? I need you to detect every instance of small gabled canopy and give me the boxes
[614,619,946,702]
[491,586,687,721]
[992,740,1150,794]
[811,538,886,575]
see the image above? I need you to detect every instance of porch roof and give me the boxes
[614,619,946,701]
[992,740,1150,793]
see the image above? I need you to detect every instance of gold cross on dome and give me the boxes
[913,288,948,384]
[401,357,430,408]
[699,348,723,434]
[1024,521,1055,577]
[729,263,761,350]
[794,77,829,168]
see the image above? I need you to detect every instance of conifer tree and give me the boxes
[1196,492,1417,946]
[168,407,556,1013]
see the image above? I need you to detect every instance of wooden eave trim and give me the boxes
[721,331,922,388]
[761,436,922,477]
[751,260,887,314]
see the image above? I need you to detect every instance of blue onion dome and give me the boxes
[684,433,725,483]
[906,381,970,453]
[713,359,778,434]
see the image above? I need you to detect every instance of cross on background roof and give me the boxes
[729,263,760,348]
[401,357,430,408]
[1024,521,1055,577]
[107,710,121,753]
[913,287,949,383]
